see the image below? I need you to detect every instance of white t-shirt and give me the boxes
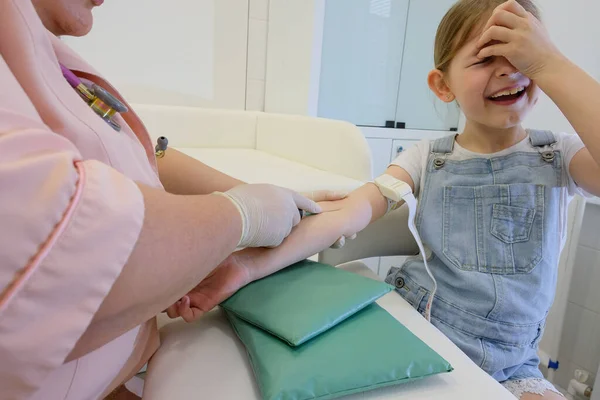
[391,132,587,198]
[390,132,589,251]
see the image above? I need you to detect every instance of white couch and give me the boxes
[133,104,372,194]
[133,104,420,270]
[134,105,513,400]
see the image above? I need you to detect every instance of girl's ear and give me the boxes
[428,69,455,103]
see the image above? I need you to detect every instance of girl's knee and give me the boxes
[519,390,564,400]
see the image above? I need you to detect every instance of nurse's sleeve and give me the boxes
[0,57,145,397]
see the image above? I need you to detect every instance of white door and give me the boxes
[63,0,248,109]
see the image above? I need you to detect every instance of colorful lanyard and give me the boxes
[59,64,127,131]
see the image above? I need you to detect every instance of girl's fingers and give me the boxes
[477,26,515,50]
[477,43,511,60]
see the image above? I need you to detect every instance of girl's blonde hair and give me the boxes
[434,0,541,72]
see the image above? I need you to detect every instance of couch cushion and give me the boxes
[133,105,259,149]
[256,113,372,182]
[177,148,363,193]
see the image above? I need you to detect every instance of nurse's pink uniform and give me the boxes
[1,0,165,398]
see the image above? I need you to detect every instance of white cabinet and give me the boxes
[394,0,460,130]
[316,0,459,130]
[317,0,409,126]
[366,138,393,178]
[364,130,441,179]
[390,139,417,164]
[367,137,419,178]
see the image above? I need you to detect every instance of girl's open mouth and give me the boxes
[487,85,527,105]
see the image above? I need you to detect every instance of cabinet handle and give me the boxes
[396,146,404,155]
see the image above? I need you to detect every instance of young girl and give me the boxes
[169,0,600,398]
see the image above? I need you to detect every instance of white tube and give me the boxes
[592,366,599,400]
[538,349,558,383]
[568,379,592,399]
[539,350,551,367]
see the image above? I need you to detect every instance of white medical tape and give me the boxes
[402,194,436,322]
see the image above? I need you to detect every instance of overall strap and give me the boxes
[529,129,558,163]
[529,129,557,147]
[430,134,457,154]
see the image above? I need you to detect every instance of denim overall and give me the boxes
[386,130,564,381]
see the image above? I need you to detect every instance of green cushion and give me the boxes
[226,303,453,400]
[221,260,393,346]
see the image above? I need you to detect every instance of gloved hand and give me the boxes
[216,184,321,248]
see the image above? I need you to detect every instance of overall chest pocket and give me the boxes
[442,183,545,274]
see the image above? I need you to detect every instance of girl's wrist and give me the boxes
[534,53,573,87]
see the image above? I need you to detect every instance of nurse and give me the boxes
[0,0,328,398]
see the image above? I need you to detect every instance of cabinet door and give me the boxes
[64,0,248,109]
[389,139,418,164]
[394,0,460,130]
[366,138,393,178]
[317,0,410,126]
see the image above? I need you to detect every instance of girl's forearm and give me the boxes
[251,183,388,281]
[536,57,600,165]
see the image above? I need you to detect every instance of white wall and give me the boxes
[594,367,600,400]
[554,202,600,390]
[64,0,274,111]
[246,0,270,111]
[522,0,600,390]
[64,0,249,110]
[264,0,321,115]
[523,1,600,132]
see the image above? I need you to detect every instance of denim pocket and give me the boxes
[442,183,544,274]
[490,204,536,243]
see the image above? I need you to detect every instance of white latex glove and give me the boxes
[216,184,321,248]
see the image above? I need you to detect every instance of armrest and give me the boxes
[318,204,418,266]
[255,113,372,182]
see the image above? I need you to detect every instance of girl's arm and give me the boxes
[534,59,600,196]
[168,166,415,322]
[254,165,414,276]
[476,0,600,196]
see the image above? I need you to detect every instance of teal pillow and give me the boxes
[226,303,453,400]
[221,260,393,346]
